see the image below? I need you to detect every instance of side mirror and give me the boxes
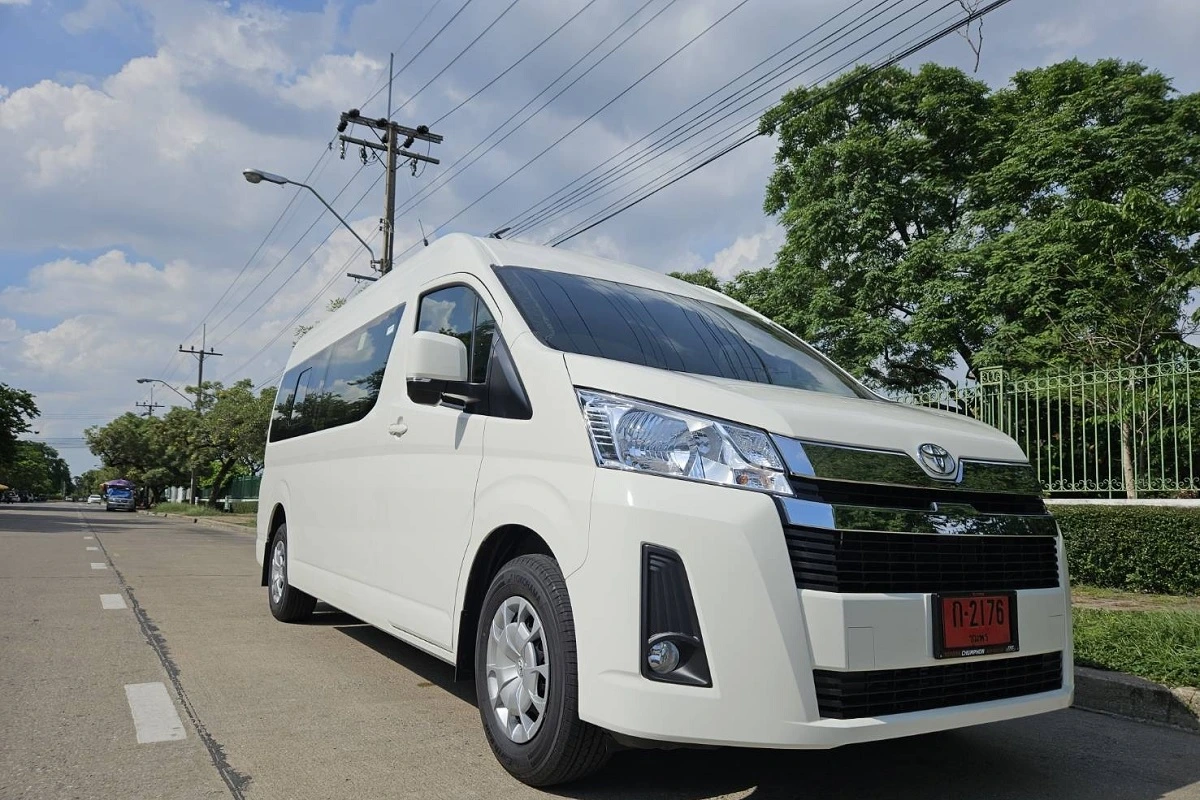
[407,331,468,383]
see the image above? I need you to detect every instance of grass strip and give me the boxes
[1074,608,1200,688]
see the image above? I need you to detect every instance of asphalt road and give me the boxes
[2,503,1198,800]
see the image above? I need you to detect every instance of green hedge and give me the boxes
[1054,505,1200,595]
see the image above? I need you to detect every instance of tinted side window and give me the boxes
[268,303,404,442]
[416,285,495,384]
[319,304,405,430]
[269,367,302,442]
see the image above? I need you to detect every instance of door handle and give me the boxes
[388,421,409,438]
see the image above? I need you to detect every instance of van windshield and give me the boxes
[493,265,870,398]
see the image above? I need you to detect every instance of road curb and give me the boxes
[138,510,255,536]
[1074,666,1200,733]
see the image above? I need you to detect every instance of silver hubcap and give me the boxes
[485,596,550,743]
[270,539,286,605]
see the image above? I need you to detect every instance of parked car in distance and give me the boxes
[86,495,102,505]
[255,233,1070,786]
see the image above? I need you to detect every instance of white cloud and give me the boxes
[697,223,784,282]
[62,0,129,34]
[0,317,27,345]
[0,0,31,6]
[1033,19,1098,53]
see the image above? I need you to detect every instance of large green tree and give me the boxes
[0,383,39,469]
[714,59,1200,391]
[155,380,275,507]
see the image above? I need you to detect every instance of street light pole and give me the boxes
[136,378,192,405]
[242,169,378,272]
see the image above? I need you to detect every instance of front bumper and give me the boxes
[568,470,1072,749]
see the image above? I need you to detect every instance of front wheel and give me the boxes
[267,524,316,622]
[475,554,610,786]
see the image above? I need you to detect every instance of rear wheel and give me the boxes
[267,524,316,622]
[475,554,610,786]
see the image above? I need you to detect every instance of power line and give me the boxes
[360,0,480,110]
[380,0,672,236]
[223,228,383,385]
[550,0,1016,246]
[388,0,523,120]
[541,0,961,244]
[358,0,451,105]
[420,0,758,240]
[207,165,370,344]
[155,4,454,397]
[499,0,901,238]
[430,0,601,128]
[545,2,963,245]
[524,0,948,241]
[213,171,383,349]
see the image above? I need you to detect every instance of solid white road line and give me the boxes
[90,563,106,570]
[86,546,99,551]
[100,594,126,610]
[124,682,187,743]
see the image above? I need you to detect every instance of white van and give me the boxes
[256,233,1071,785]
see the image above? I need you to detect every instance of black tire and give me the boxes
[474,554,611,786]
[267,524,316,622]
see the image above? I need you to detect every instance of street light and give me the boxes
[136,378,192,407]
[242,168,378,269]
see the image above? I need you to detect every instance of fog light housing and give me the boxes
[641,545,712,686]
[647,640,681,674]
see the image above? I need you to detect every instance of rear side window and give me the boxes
[493,266,868,398]
[269,302,405,442]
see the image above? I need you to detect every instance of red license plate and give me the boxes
[934,592,1019,659]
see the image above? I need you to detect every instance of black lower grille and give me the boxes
[786,527,1059,593]
[814,652,1063,719]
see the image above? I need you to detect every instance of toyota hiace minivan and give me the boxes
[256,233,1071,785]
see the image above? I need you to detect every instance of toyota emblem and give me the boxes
[917,443,957,479]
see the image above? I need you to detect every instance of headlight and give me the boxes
[577,389,793,496]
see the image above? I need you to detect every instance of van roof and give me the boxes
[278,232,750,371]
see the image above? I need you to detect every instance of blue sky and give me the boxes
[1,0,1198,476]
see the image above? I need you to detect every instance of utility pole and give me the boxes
[178,324,222,504]
[136,385,164,418]
[335,58,442,275]
[136,400,164,418]
[178,324,223,411]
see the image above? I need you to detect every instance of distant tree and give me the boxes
[668,269,722,291]
[0,441,70,495]
[294,296,348,343]
[84,413,188,501]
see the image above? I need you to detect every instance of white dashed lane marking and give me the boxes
[90,563,107,570]
[124,683,187,743]
[84,536,94,540]
[100,594,126,610]
[86,546,99,551]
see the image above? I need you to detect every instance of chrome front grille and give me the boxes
[771,435,1060,594]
